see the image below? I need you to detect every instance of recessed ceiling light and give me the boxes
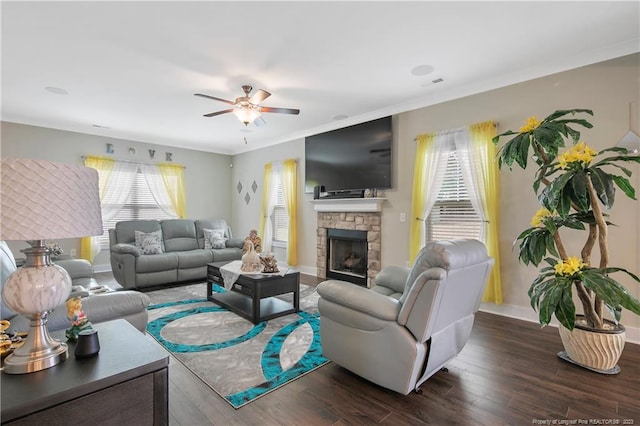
[411,64,434,76]
[44,86,69,95]
[92,124,110,129]
[332,114,348,121]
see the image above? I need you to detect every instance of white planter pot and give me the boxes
[558,315,626,374]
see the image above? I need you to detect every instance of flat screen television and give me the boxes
[305,116,392,194]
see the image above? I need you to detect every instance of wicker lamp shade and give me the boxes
[1,158,103,241]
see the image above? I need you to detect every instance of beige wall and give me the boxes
[232,53,640,340]
[0,122,233,267]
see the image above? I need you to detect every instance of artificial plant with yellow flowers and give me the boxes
[493,109,640,331]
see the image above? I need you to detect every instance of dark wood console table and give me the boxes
[1,319,169,425]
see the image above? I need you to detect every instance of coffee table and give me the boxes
[206,262,300,324]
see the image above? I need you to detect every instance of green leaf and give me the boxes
[611,175,636,200]
[569,171,589,212]
[555,284,576,330]
[589,168,615,208]
[542,109,593,123]
[538,172,573,211]
[591,154,640,169]
[538,281,566,327]
[581,271,640,316]
[561,215,586,230]
[597,146,633,156]
[557,185,572,216]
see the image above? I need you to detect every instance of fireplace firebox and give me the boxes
[326,228,367,286]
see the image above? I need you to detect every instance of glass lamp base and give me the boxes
[1,243,72,374]
[3,313,69,374]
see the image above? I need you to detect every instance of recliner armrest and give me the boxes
[226,237,245,249]
[373,265,410,294]
[317,280,400,321]
[54,259,93,280]
[110,243,141,257]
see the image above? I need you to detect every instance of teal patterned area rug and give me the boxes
[145,282,328,409]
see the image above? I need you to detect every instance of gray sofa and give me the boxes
[1,241,150,333]
[109,219,244,290]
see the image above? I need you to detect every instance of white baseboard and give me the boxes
[297,265,318,277]
[480,302,639,345]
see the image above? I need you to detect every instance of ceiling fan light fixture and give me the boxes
[233,106,261,126]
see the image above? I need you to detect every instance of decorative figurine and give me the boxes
[241,241,262,272]
[243,229,262,254]
[260,253,279,273]
[65,297,93,342]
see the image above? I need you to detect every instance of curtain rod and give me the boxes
[414,121,498,141]
[81,156,186,169]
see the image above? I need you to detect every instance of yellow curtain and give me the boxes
[282,159,298,266]
[469,121,503,304]
[258,162,273,240]
[157,163,187,218]
[409,133,435,261]
[81,155,115,262]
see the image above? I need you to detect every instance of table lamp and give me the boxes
[0,158,103,374]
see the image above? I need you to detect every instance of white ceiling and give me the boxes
[2,1,639,155]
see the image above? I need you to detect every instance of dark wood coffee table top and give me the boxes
[206,262,300,324]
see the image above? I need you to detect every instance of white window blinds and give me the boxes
[425,151,483,242]
[271,178,289,242]
[99,168,177,248]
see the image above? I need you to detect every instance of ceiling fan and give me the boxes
[195,85,300,126]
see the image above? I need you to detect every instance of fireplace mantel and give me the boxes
[310,198,385,213]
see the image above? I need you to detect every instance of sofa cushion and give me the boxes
[212,247,244,263]
[116,220,162,245]
[176,249,214,269]
[135,230,164,255]
[204,228,226,249]
[196,219,232,249]
[136,252,179,273]
[161,219,199,252]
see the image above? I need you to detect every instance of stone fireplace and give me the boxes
[316,211,381,287]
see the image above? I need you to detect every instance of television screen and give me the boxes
[305,116,392,194]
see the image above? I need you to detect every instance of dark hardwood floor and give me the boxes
[99,272,640,425]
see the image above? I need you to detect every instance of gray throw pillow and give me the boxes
[204,228,226,250]
[134,230,164,255]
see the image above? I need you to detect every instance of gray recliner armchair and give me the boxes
[317,239,494,395]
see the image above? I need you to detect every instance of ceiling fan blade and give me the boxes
[254,116,267,127]
[249,89,271,104]
[203,109,233,117]
[259,106,300,115]
[194,93,235,105]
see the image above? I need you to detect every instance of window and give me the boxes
[98,167,177,248]
[271,176,289,243]
[425,151,483,242]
